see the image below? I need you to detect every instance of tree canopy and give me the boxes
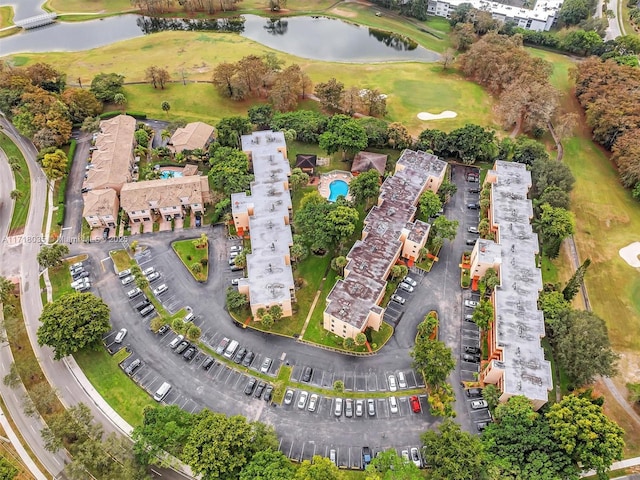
[90,72,125,103]
[348,169,380,208]
[37,293,111,360]
[214,116,252,148]
[208,146,253,196]
[318,115,368,160]
[418,190,443,219]
[37,244,69,269]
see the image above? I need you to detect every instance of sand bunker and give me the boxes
[417,110,458,121]
[619,242,640,267]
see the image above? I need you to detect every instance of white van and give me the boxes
[153,382,171,402]
[223,340,239,358]
[183,312,195,323]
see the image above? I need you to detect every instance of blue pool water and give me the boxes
[160,170,183,179]
[328,180,349,202]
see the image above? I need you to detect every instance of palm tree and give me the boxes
[113,93,127,112]
[10,189,22,201]
[160,129,171,143]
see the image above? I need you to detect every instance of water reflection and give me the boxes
[368,28,419,51]
[136,15,245,34]
[264,18,288,36]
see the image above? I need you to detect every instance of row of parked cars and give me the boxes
[69,261,91,292]
[229,244,243,272]
[390,275,417,305]
[118,267,161,317]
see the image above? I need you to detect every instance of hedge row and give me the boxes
[99,111,147,120]
[56,139,76,226]
[56,205,65,226]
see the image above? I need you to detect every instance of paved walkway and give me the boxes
[0,408,48,480]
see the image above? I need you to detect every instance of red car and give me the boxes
[410,395,421,413]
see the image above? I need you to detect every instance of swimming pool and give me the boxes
[328,179,349,202]
[160,170,183,179]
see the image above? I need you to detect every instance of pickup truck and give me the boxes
[362,446,372,469]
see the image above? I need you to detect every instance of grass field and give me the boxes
[109,248,133,272]
[0,5,13,28]
[172,238,209,282]
[12,32,495,135]
[0,133,31,235]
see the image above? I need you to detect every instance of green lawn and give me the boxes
[0,133,31,234]
[0,5,13,27]
[172,238,209,282]
[74,348,155,427]
[48,264,73,302]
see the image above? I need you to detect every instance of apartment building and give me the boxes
[82,188,119,229]
[168,121,215,154]
[470,160,552,410]
[232,131,295,318]
[323,150,447,339]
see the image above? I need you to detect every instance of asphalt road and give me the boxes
[64,130,91,240]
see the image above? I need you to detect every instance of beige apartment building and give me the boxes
[470,160,552,411]
[168,122,215,153]
[82,188,119,229]
[323,149,447,339]
[232,131,295,318]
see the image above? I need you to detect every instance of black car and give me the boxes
[233,347,247,364]
[254,382,266,398]
[124,359,141,375]
[183,347,197,361]
[301,366,313,383]
[263,385,274,402]
[466,388,483,397]
[195,215,202,227]
[202,357,215,370]
[462,353,481,363]
[175,341,190,354]
[468,187,480,193]
[241,351,255,368]
[102,227,110,240]
[135,299,151,312]
[244,378,257,395]
[467,203,480,210]
[464,346,481,355]
[157,324,170,335]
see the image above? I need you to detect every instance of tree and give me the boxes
[556,310,619,387]
[260,313,274,329]
[559,0,589,25]
[531,158,575,197]
[0,456,17,480]
[562,258,591,301]
[343,337,356,350]
[431,215,459,243]
[294,455,344,480]
[294,192,334,252]
[348,169,380,209]
[186,324,201,341]
[319,115,368,160]
[358,117,388,148]
[418,190,442,219]
[512,137,550,166]
[90,72,125,103]
[437,180,457,203]
[480,268,500,294]
[333,380,344,392]
[161,101,171,113]
[226,288,248,312]
[546,394,624,478]
[537,186,571,210]
[627,383,640,403]
[113,93,127,111]
[354,332,367,346]
[315,78,344,112]
[447,124,497,164]
[270,72,301,112]
[145,66,170,89]
[326,205,359,247]
[472,298,493,331]
[440,48,456,70]
[339,86,363,116]
[360,89,387,117]
[215,116,252,148]
[208,146,253,196]
[421,419,491,480]
[134,128,150,148]
[61,88,102,123]
[239,449,294,480]
[497,76,558,134]
[0,276,14,304]
[37,293,111,360]
[212,62,242,99]
[482,384,501,411]
[366,448,422,479]
[537,290,571,337]
[535,203,575,258]
[451,22,476,51]
[387,122,413,150]
[248,104,274,130]
[37,244,69,269]
[411,339,455,387]
[41,148,68,180]
[611,129,640,188]
[235,55,269,97]
[289,168,309,192]
[183,410,278,480]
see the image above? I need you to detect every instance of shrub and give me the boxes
[57,177,68,205]
[186,324,201,341]
[191,262,202,273]
[200,258,208,266]
[172,318,185,334]
[56,205,65,226]
[186,254,192,261]
[125,111,147,119]
[333,380,344,392]
[343,337,356,350]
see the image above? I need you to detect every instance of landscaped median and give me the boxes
[172,236,209,282]
[1,132,31,235]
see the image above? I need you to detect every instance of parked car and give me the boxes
[71,278,90,289]
[175,341,190,354]
[146,271,161,282]
[389,396,398,414]
[230,265,244,272]
[471,399,489,410]
[228,257,237,266]
[355,399,364,417]
[398,282,414,293]
[345,398,353,417]
[153,284,168,296]
[72,270,89,280]
[215,337,230,355]
[308,393,319,412]
[142,267,155,276]
[121,275,134,286]
[75,283,91,292]
[69,261,83,270]
[70,266,84,276]
[117,269,131,278]
[244,378,257,396]
[202,357,215,370]
[241,351,255,367]
[126,287,142,299]
[169,335,184,349]
[334,398,343,417]
[403,276,417,287]
[301,366,313,383]
[330,449,337,465]
[464,346,481,355]
[284,389,294,405]
[102,228,110,240]
[114,328,127,344]
[254,382,266,398]
[388,374,397,392]
[466,238,477,246]
[462,353,480,363]
[362,447,372,469]
[195,215,202,227]
[390,294,405,305]
[233,347,247,364]
[464,314,475,322]
[367,398,376,416]
[410,447,421,468]
[157,324,170,335]
[410,395,421,413]
[467,203,480,209]
[263,385,273,402]
[397,371,407,389]
[468,187,480,193]
[135,299,151,312]
[230,245,243,253]
[464,300,479,308]
[183,347,197,361]
[477,421,490,431]
[466,388,483,398]
[468,226,479,234]
[231,278,241,286]
[297,391,309,409]
[124,358,141,375]
[260,357,272,374]
[139,304,155,317]
[401,450,410,463]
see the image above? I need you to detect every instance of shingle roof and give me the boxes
[120,176,209,211]
[169,122,214,153]
[351,151,388,175]
[82,188,118,217]
[295,154,317,169]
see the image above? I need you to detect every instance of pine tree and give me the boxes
[562,258,591,301]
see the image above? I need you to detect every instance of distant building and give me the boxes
[351,151,387,176]
[84,115,136,193]
[427,0,563,31]
[323,150,447,339]
[82,188,119,229]
[168,122,215,153]
[471,160,552,411]
[295,154,317,175]
[232,131,295,318]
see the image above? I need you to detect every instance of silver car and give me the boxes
[307,394,319,412]
[403,276,417,287]
[297,391,309,410]
[284,389,294,405]
[398,282,414,293]
[334,398,343,417]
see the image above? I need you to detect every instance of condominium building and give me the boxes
[323,150,447,339]
[82,188,119,229]
[232,131,295,318]
[168,121,215,153]
[470,160,552,410]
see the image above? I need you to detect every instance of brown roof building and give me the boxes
[120,176,210,224]
[295,154,317,174]
[82,188,119,229]
[84,115,136,193]
[351,151,388,176]
[324,150,447,339]
[168,122,214,153]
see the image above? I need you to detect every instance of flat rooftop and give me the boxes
[237,131,294,307]
[325,150,447,330]
[436,0,563,22]
[489,160,552,403]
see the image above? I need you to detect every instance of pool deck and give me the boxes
[318,170,353,202]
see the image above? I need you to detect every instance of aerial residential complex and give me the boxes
[427,0,563,31]
[323,150,447,339]
[470,160,552,410]
[232,131,296,318]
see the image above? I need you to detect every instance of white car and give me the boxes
[465,300,479,308]
[468,226,479,234]
[398,282,414,293]
[230,245,243,253]
[401,450,409,463]
[260,357,272,373]
[390,294,405,305]
[388,374,397,392]
[297,391,308,409]
[114,328,127,344]
[410,447,421,468]
[397,371,407,389]
[71,278,90,289]
[334,397,343,417]
[153,284,168,296]
[146,271,161,282]
[403,276,417,287]
[120,275,135,286]
[117,269,131,278]
[389,396,398,414]
[355,399,364,417]
[307,394,319,412]
[126,287,142,299]
[284,389,294,405]
[142,266,155,276]
[471,399,488,410]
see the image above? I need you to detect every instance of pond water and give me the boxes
[0,13,438,63]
